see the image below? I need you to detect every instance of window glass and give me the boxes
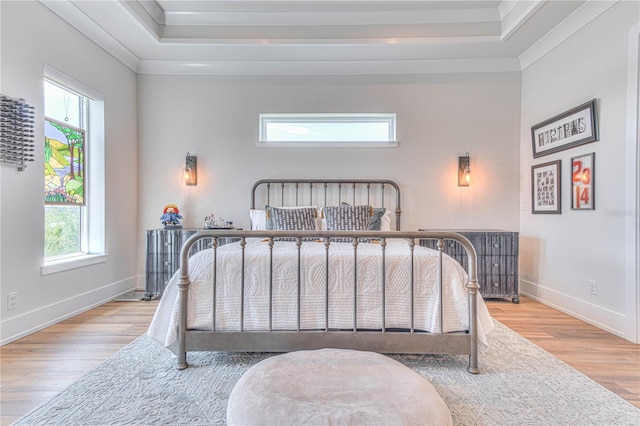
[44,80,86,258]
[259,113,396,146]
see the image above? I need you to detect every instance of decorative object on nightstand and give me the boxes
[419,229,519,303]
[204,212,235,229]
[160,203,183,229]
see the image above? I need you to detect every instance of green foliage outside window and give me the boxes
[44,206,81,257]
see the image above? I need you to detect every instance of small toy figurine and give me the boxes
[160,204,183,229]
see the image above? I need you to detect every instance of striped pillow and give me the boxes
[270,206,317,231]
[324,204,370,231]
[338,202,386,230]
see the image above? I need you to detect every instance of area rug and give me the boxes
[15,321,640,425]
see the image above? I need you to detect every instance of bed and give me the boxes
[147,179,494,373]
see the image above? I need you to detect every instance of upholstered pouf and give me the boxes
[226,348,452,425]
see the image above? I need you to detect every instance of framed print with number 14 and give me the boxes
[571,153,595,210]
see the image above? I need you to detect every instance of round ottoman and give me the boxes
[227,348,452,425]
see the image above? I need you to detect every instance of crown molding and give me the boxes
[519,0,618,70]
[161,8,500,27]
[39,0,140,72]
[500,0,545,42]
[137,58,521,76]
[38,0,618,77]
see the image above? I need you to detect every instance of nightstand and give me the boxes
[144,228,241,300]
[419,229,519,303]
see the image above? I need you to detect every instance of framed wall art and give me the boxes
[571,152,595,210]
[531,99,598,158]
[531,160,561,214]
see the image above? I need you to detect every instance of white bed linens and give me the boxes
[147,238,494,349]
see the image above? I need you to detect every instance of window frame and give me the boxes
[41,65,107,275]
[44,80,87,257]
[257,113,398,148]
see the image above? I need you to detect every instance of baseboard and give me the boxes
[0,276,136,345]
[520,279,629,340]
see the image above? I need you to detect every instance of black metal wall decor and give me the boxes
[1,94,35,171]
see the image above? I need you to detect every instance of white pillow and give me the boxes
[380,210,392,231]
[249,209,267,230]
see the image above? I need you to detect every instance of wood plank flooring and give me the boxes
[0,300,158,425]
[487,297,640,410]
[1,296,639,425]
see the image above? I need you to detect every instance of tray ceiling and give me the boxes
[39,0,612,75]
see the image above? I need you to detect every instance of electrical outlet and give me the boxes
[589,280,597,296]
[7,292,17,310]
[519,199,525,210]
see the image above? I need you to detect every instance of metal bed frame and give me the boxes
[175,179,481,373]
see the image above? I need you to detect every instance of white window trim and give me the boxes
[41,253,109,276]
[42,65,106,274]
[258,113,398,148]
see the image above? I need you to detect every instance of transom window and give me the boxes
[258,113,397,148]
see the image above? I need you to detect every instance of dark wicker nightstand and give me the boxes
[419,229,519,303]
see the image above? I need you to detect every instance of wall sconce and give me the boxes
[458,153,471,187]
[184,153,197,186]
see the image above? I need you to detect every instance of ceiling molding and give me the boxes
[37,0,610,76]
[500,0,545,41]
[519,0,618,70]
[161,8,500,27]
[138,0,165,25]
[498,0,518,20]
[156,35,502,46]
[137,58,521,76]
[39,0,140,72]
[119,0,163,40]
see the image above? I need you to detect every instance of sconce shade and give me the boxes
[184,154,197,186]
[458,153,471,187]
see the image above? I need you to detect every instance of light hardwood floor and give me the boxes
[489,297,640,410]
[1,296,638,425]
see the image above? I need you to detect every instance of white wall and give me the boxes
[0,1,138,343]
[519,1,639,339]
[136,73,522,273]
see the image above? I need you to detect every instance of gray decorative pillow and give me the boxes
[340,202,386,230]
[325,204,370,231]
[265,205,275,230]
[368,207,387,231]
[269,206,317,231]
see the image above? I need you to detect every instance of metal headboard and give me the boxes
[251,179,401,231]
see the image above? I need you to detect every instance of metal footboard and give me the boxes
[176,230,480,373]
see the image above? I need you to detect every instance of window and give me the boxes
[44,80,85,258]
[258,113,397,148]
[42,66,106,274]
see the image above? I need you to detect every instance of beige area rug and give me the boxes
[15,321,640,425]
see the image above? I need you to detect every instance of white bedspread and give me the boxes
[148,239,494,349]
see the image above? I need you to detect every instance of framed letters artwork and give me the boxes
[532,160,561,214]
[571,153,595,210]
[531,99,598,158]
